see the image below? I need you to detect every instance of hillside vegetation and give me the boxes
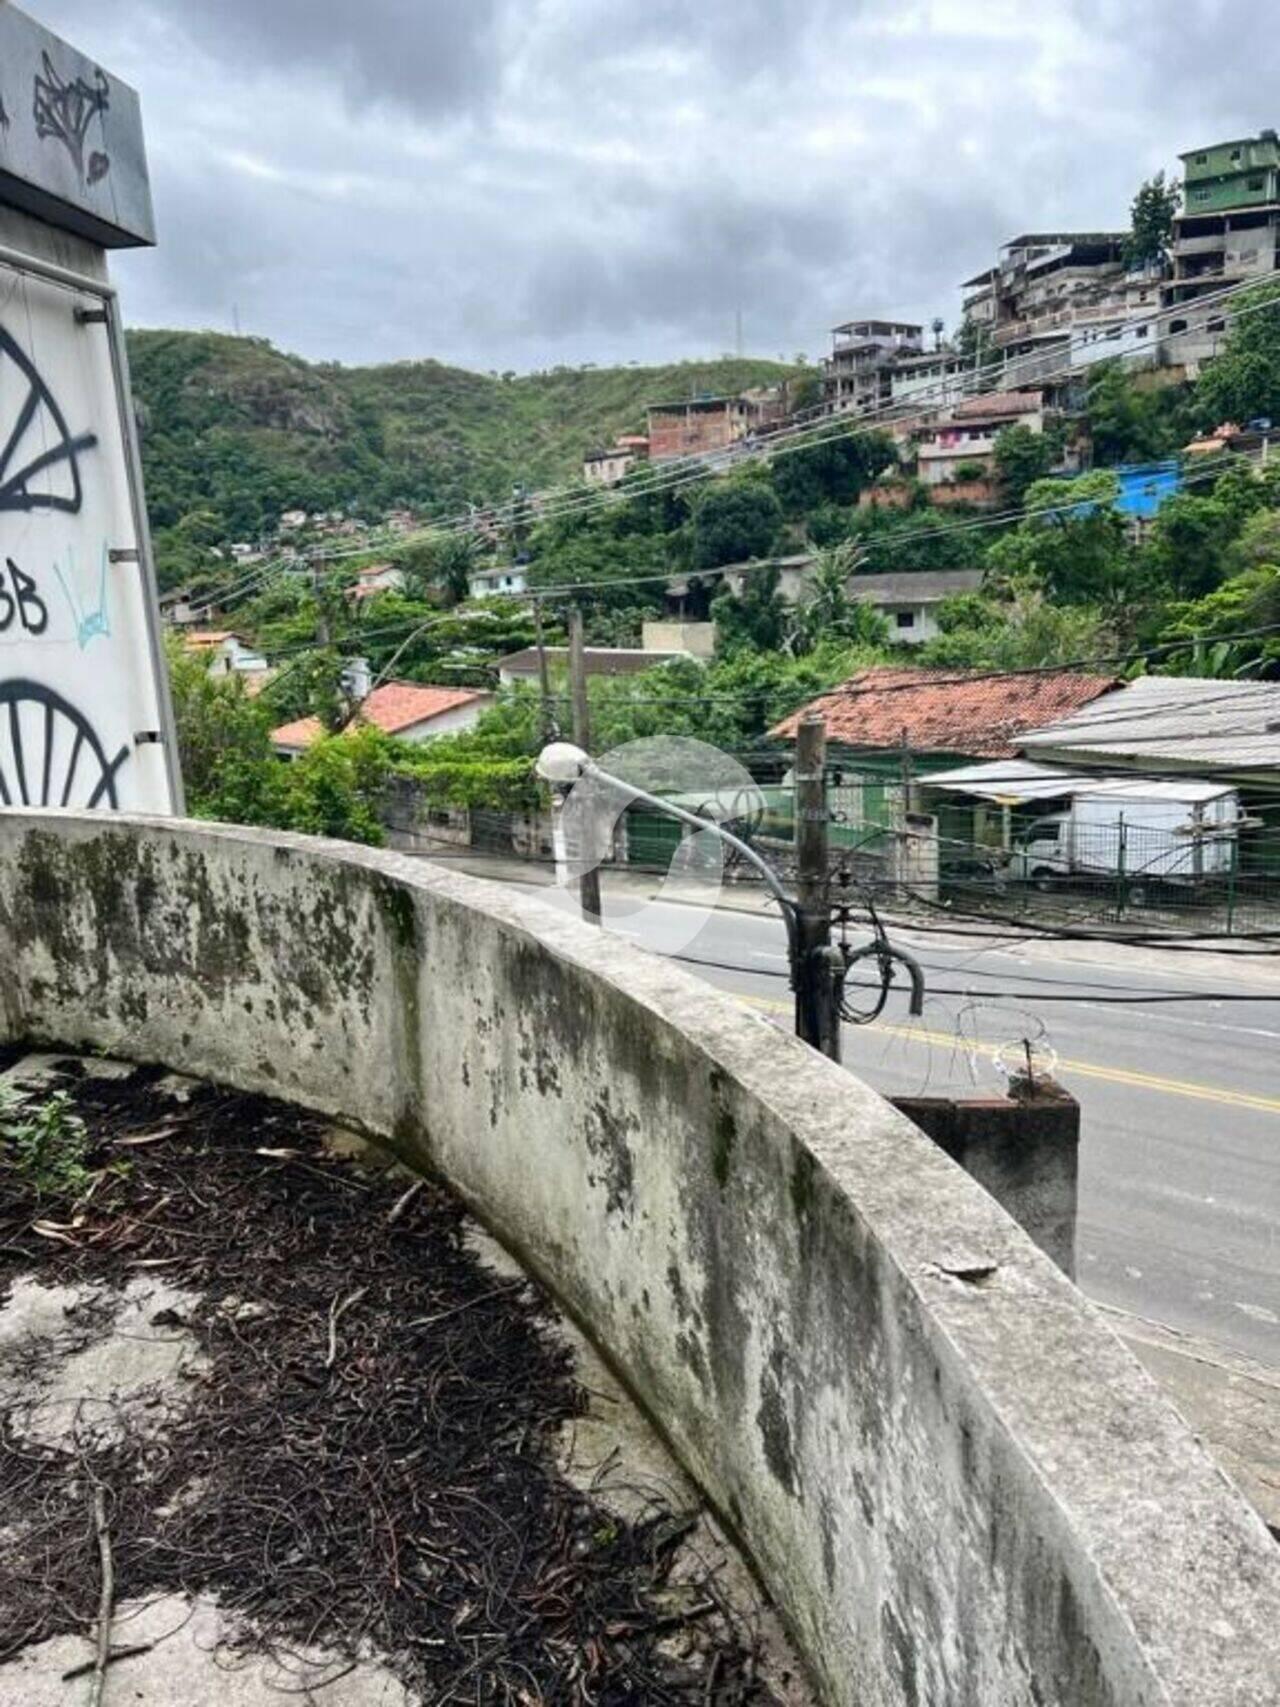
[126,329,796,540]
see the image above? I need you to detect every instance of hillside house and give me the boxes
[848,569,984,643]
[770,667,1117,842]
[1020,674,1280,872]
[958,233,1139,385]
[915,391,1045,487]
[469,565,530,600]
[1164,132,1280,363]
[183,630,269,679]
[646,391,784,463]
[583,435,649,487]
[823,319,924,415]
[270,682,494,757]
[347,562,406,603]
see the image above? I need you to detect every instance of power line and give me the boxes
[389,274,1278,546]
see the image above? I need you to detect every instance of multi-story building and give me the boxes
[646,392,784,463]
[823,319,924,414]
[1164,132,1280,364]
[914,391,1045,488]
[960,233,1139,386]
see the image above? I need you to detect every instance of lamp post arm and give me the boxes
[581,760,799,960]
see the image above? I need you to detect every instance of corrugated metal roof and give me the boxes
[1021,676,1280,769]
[926,758,1235,804]
[497,648,689,677]
[850,570,983,604]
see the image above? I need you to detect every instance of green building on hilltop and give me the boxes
[1180,131,1280,214]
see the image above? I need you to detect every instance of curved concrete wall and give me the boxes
[0,811,1277,1707]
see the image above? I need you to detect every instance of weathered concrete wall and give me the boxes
[0,811,1277,1707]
[892,1092,1079,1277]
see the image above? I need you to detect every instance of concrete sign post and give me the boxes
[0,4,181,813]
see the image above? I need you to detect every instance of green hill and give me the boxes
[125,329,797,545]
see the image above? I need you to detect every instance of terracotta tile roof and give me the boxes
[770,667,1118,759]
[271,682,487,750]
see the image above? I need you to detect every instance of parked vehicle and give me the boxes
[1006,780,1240,892]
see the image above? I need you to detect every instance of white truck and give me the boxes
[1007,779,1240,892]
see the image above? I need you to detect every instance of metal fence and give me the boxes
[381,783,1280,940]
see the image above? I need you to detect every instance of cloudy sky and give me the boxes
[31,0,1274,374]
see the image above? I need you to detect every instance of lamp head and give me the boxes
[535,741,590,785]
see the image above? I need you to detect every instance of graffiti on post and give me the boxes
[0,263,172,814]
[0,327,99,514]
[32,51,111,186]
[0,678,129,808]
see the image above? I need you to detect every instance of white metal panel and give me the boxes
[0,260,175,812]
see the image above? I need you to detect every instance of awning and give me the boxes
[924,758,1235,806]
[922,759,1083,805]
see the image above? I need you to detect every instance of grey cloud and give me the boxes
[28,0,1280,371]
[45,0,507,120]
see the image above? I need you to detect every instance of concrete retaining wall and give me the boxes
[0,811,1277,1707]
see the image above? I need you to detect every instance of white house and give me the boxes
[347,562,406,603]
[182,630,269,679]
[270,682,494,758]
[469,565,530,600]
[847,569,984,644]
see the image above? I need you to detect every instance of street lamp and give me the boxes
[536,741,799,956]
[534,743,923,1060]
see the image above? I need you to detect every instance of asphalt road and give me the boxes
[558,884,1280,1368]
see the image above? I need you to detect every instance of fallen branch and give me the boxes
[386,1178,425,1225]
[62,1642,152,1682]
[325,1286,368,1369]
[89,1484,114,1707]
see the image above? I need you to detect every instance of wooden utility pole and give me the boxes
[531,596,555,742]
[794,712,840,1060]
[568,607,603,925]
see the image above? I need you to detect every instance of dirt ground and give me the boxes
[0,1048,808,1705]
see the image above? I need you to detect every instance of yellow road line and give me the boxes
[738,995,1280,1116]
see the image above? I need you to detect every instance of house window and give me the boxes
[1170,318,1188,333]
[1248,177,1264,191]
[1231,148,1242,162]
[1194,152,1208,164]
[895,610,916,630]
[1193,188,1209,201]
[1136,325,1148,337]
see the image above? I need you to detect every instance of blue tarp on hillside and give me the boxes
[1113,460,1182,519]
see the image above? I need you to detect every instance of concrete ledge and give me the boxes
[1,810,1277,1707]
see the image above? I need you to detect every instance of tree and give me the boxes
[1140,464,1269,599]
[1085,361,1193,465]
[955,315,992,364]
[986,472,1135,609]
[769,428,895,517]
[278,726,391,844]
[166,640,285,826]
[397,532,478,604]
[919,589,1118,671]
[1123,171,1181,269]
[690,478,783,570]
[790,544,891,655]
[1195,279,1280,428]
[710,564,789,655]
[1157,563,1280,678]
[993,424,1059,507]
